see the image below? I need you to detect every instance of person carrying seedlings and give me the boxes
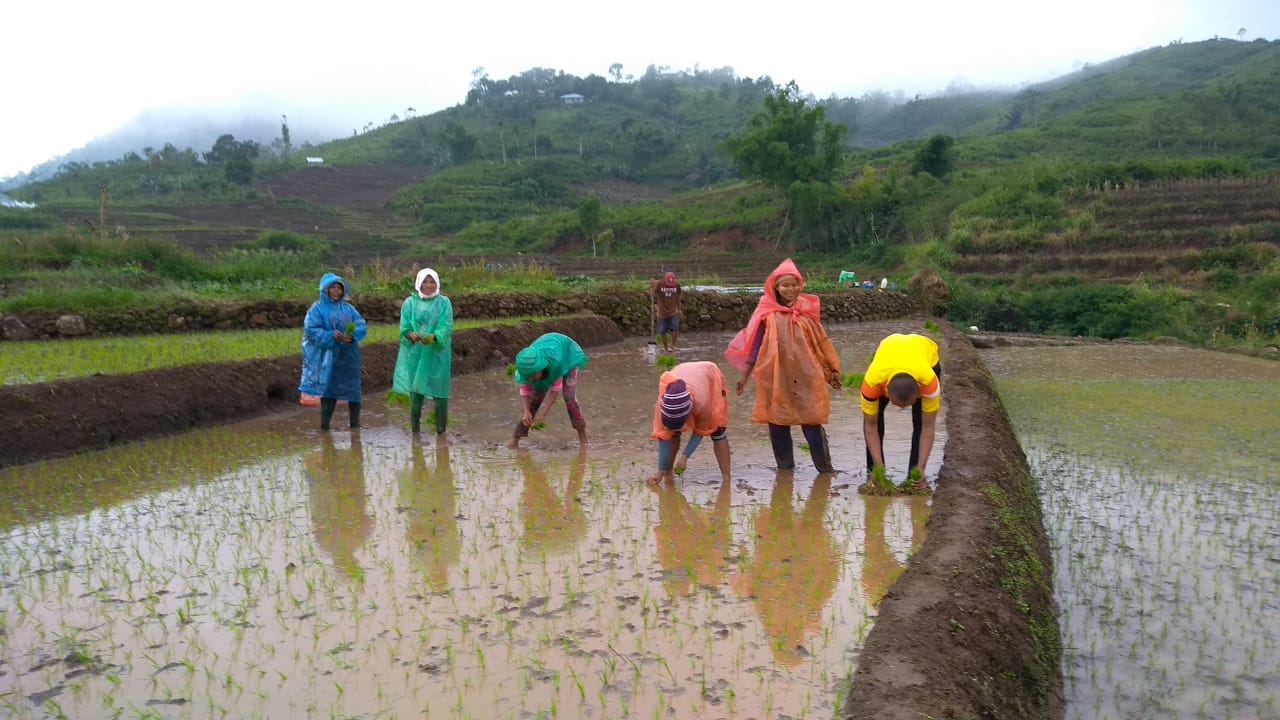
[651,271,683,351]
[508,332,590,449]
[725,258,841,474]
[649,360,732,484]
[300,272,367,430]
[859,332,941,492]
[391,267,454,435]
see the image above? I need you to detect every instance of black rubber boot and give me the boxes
[802,425,834,473]
[319,398,337,430]
[768,423,795,470]
[410,393,425,433]
[348,402,361,429]
[433,397,449,434]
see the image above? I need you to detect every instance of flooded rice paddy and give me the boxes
[0,322,942,719]
[984,344,1280,720]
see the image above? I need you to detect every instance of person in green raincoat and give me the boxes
[508,332,589,449]
[391,268,453,434]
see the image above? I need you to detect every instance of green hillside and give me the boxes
[3,38,1278,351]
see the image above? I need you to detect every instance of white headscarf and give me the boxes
[415,268,440,299]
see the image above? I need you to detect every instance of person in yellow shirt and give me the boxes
[859,333,941,491]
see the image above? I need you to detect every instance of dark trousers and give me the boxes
[320,398,360,430]
[410,393,448,434]
[768,423,833,473]
[865,363,940,471]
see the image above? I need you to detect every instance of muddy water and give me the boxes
[0,321,943,720]
[984,344,1280,720]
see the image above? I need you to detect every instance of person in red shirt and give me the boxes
[651,272,683,351]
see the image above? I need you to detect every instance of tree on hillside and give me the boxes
[280,114,292,155]
[443,123,479,165]
[225,148,254,185]
[723,81,847,245]
[577,195,602,255]
[466,67,492,105]
[609,63,623,82]
[910,134,955,178]
[204,134,239,164]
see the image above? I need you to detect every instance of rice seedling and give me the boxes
[990,344,1280,720]
[1,323,949,719]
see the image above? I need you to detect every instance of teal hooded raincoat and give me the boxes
[513,333,589,390]
[392,268,454,399]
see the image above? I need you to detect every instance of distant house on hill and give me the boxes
[559,93,585,105]
[306,157,325,167]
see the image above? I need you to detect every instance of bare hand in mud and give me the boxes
[521,410,534,427]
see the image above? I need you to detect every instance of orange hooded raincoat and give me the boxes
[724,259,840,426]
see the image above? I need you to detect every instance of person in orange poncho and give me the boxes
[725,259,841,473]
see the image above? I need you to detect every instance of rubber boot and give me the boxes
[348,402,361,429]
[802,425,834,473]
[410,393,425,433]
[768,424,795,470]
[319,398,337,431]
[433,397,449,435]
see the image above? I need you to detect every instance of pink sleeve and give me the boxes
[518,378,562,396]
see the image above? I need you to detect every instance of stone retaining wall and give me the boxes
[0,288,915,340]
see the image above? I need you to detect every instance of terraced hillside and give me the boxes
[950,176,1280,289]
[40,165,429,261]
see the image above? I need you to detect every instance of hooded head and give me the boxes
[515,347,548,380]
[659,379,693,430]
[415,268,441,299]
[664,272,677,287]
[764,259,804,304]
[319,272,348,302]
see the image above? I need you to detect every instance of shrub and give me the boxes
[240,230,331,255]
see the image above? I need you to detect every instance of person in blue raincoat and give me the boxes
[508,332,589,449]
[300,272,367,430]
[391,267,453,435]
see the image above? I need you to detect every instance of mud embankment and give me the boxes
[843,323,1063,720]
[0,316,622,469]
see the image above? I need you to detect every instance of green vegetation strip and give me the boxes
[0,316,559,385]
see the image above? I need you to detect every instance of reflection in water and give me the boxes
[304,433,373,577]
[518,450,587,553]
[398,438,459,589]
[735,471,840,667]
[0,322,954,720]
[651,479,732,598]
[861,495,929,607]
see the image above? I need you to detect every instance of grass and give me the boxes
[0,316,561,385]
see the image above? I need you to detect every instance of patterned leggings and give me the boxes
[512,369,585,439]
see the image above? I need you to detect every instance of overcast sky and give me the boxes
[3,0,1278,179]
